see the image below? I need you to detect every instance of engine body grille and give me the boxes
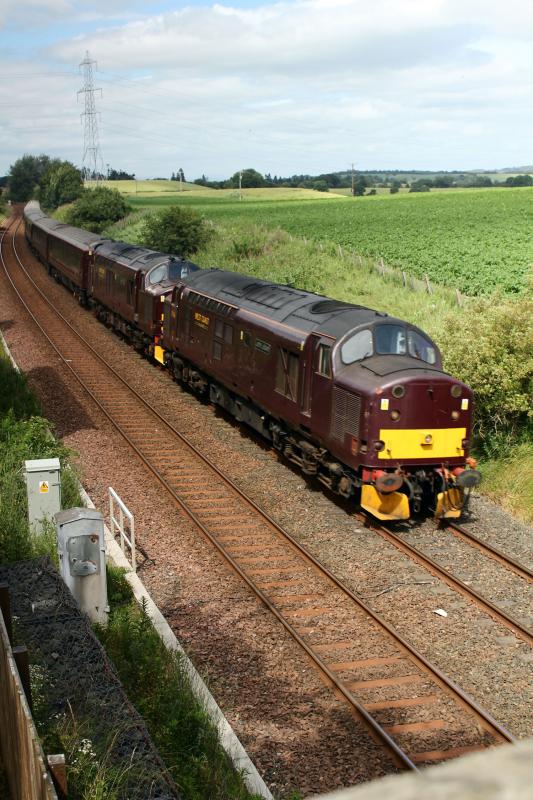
[330,387,361,442]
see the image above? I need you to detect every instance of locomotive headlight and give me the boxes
[390,410,401,421]
[392,385,405,398]
[374,440,385,452]
[462,438,469,449]
[451,410,460,420]
[450,385,462,398]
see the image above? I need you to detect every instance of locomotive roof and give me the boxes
[180,269,396,338]
[95,240,187,271]
[24,202,105,250]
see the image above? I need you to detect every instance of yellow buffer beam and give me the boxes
[378,428,466,460]
[154,345,165,365]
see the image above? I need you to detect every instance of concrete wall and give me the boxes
[312,740,533,800]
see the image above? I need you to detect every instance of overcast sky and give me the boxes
[0,0,531,179]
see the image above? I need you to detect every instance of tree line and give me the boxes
[3,155,532,206]
[191,168,533,194]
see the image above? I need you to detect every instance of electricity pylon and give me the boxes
[78,51,104,183]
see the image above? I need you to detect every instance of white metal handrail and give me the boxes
[108,487,136,572]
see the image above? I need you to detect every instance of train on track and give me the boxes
[23,201,480,521]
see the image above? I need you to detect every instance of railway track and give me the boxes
[445,521,533,584]
[358,516,533,646]
[0,213,519,772]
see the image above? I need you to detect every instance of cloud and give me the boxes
[0,1,531,176]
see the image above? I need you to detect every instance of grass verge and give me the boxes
[97,570,263,800]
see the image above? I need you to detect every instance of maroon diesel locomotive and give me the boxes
[24,201,199,353]
[23,202,480,520]
[160,270,480,520]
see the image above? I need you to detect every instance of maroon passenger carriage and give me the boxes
[161,270,480,520]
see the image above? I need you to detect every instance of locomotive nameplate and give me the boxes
[378,427,466,460]
[194,311,209,329]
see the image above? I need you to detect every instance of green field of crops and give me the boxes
[129,187,533,295]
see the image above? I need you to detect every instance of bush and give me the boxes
[65,187,130,233]
[141,205,212,257]
[39,162,83,209]
[0,356,82,564]
[442,293,533,447]
[0,357,41,419]
[97,602,256,799]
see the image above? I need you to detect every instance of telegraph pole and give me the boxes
[239,170,243,200]
[351,163,355,197]
[78,51,104,184]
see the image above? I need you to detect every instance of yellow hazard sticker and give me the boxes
[39,481,49,494]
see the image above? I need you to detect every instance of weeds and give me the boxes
[96,600,260,800]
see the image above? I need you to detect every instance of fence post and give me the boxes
[456,288,462,306]
[402,271,407,287]
[425,274,433,294]
[47,755,67,800]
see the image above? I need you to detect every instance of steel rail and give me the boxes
[1,214,516,767]
[357,515,533,646]
[445,521,533,583]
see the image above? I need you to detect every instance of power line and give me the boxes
[78,51,105,181]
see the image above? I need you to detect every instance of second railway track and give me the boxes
[1,212,523,772]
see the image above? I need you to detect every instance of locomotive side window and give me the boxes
[375,324,406,355]
[148,264,168,285]
[341,329,373,364]
[316,344,332,377]
[407,329,436,364]
[224,324,233,345]
[126,280,134,306]
[242,331,252,347]
[255,338,271,355]
[275,348,299,401]
[105,269,113,295]
[213,320,233,359]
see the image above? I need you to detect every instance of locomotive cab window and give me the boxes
[316,343,332,377]
[375,324,406,356]
[341,329,373,364]
[407,329,436,364]
[148,264,168,285]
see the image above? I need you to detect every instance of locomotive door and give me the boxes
[302,334,333,439]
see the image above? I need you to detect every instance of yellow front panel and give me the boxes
[378,428,466,460]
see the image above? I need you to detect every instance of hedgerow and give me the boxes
[442,293,533,448]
